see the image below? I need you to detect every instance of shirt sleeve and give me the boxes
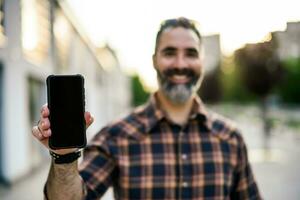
[79,130,117,200]
[230,132,263,200]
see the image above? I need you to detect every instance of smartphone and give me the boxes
[46,74,86,149]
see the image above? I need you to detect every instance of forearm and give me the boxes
[46,160,84,200]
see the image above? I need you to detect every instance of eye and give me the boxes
[160,47,177,57]
[163,50,175,57]
[186,50,199,58]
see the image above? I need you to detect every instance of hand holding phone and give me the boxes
[32,104,93,155]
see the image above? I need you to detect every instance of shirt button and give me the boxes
[181,154,188,160]
[182,182,189,187]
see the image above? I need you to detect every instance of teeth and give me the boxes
[169,75,189,83]
[173,75,187,80]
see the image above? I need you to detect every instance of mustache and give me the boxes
[163,68,195,78]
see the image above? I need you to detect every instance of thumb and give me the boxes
[84,111,94,128]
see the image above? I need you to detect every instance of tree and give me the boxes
[221,55,256,103]
[235,41,283,149]
[235,42,283,97]
[131,74,150,106]
[277,58,300,104]
[198,67,222,103]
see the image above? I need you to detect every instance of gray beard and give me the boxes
[161,82,193,104]
[156,67,202,105]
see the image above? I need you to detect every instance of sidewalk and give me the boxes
[0,161,50,200]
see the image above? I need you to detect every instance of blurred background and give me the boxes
[0,0,299,199]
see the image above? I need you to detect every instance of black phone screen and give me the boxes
[47,75,86,149]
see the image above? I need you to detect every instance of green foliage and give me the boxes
[221,56,300,105]
[234,42,283,98]
[131,74,150,106]
[277,58,300,104]
[220,56,256,103]
[199,67,222,103]
[285,118,300,130]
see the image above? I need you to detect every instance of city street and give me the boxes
[0,104,299,199]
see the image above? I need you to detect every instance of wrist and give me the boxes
[51,148,79,155]
[50,150,81,164]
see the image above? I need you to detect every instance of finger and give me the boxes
[32,126,45,141]
[40,118,50,130]
[41,104,49,118]
[37,119,51,138]
[32,126,50,148]
[42,128,52,137]
[87,116,94,128]
[85,111,94,128]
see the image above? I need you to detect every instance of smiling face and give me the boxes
[153,27,204,104]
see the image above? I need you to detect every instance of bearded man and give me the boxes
[32,17,262,200]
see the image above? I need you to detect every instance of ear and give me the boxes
[152,54,157,70]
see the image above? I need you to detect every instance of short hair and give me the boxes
[154,17,202,54]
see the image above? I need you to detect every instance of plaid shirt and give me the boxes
[79,94,261,200]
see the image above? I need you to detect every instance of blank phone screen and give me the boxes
[47,75,86,149]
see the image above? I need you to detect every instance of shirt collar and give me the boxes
[143,93,212,133]
[142,94,165,133]
[190,95,213,131]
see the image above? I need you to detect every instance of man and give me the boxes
[32,17,262,199]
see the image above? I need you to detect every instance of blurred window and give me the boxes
[54,7,73,71]
[21,0,50,64]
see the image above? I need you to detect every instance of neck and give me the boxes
[156,90,194,126]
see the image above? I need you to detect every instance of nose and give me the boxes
[173,54,188,69]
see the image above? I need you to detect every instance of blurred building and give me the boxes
[272,21,300,60]
[0,0,131,184]
[199,34,222,103]
[202,34,221,74]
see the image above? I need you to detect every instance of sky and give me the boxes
[65,0,300,90]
